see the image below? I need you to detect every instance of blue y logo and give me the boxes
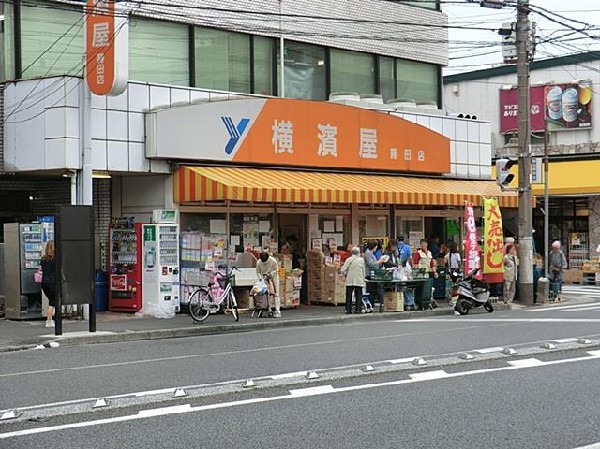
[221,116,250,155]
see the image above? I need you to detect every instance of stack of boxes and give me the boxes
[321,266,346,305]
[307,250,324,303]
[277,254,303,308]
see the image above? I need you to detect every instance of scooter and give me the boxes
[454,268,494,315]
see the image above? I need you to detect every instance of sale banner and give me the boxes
[464,201,482,280]
[483,198,504,274]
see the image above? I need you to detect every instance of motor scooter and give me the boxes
[454,268,494,315]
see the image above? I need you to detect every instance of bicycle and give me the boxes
[188,268,240,323]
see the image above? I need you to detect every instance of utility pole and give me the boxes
[516,0,534,304]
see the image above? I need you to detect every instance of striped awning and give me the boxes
[174,166,519,208]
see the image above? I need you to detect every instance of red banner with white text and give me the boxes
[464,201,483,279]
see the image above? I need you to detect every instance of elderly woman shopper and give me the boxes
[340,247,366,314]
[549,240,568,301]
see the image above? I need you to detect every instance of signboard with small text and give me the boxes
[464,202,483,279]
[483,198,504,274]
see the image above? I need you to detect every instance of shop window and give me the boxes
[253,36,275,95]
[330,49,376,95]
[130,18,189,86]
[195,27,251,93]
[359,215,389,245]
[378,56,396,102]
[230,213,274,253]
[20,5,83,78]
[315,215,351,252]
[278,40,326,100]
[0,2,15,81]
[180,213,226,235]
[396,59,439,106]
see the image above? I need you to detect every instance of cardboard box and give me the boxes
[383,291,404,312]
[285,276,294,293]
[278,254,293,272]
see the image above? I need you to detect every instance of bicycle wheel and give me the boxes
[189,288,211,323]
[229,292,239,322]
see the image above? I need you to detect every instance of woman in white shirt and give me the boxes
[444,242,462,271]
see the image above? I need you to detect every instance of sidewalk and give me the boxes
[0,301,512,352]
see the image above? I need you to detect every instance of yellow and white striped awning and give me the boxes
[174,166,518,208]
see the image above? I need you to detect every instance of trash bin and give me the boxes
[95,269,108,312]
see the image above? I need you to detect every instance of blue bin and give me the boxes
[95,269,108,312]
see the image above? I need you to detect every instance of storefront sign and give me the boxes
[545,82,593,131]
[483,198,504,274]
[464,202,482,280]
[85,0,128,96]
[146,98,450,174]
[499,86,545,133]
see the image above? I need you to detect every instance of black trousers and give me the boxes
[346,286,363,312]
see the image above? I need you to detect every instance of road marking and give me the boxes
[507,358,545,368]
[409,370,448,381]
[400,318,600,323]
[388,357,416,364]
[473,347,504,354]
[551,338,579,343]
[565,306,600,312]
[572,443,600,449]
[0,324,493,378]
[289,385,335,397]
[1,351,599,440]
[526,303,600,312]
[270,371,308,380]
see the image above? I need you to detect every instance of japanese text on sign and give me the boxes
[483,198,504,274]
[464,201,482,280]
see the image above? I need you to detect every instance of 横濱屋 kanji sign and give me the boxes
[483,197,504,274]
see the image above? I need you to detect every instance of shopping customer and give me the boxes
[503,244,518,304]
[444,242,462,271]
[413,239,438,278]
[41,240,57,328]
[256,251,282,317]
[340,247,366,314]
[364,240,386,306]
[549,240,568,301]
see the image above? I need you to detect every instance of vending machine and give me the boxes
[109,219,143,312]
[141,223,180,314]
[3,223,44,319]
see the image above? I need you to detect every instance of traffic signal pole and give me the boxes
[516,0,534,304]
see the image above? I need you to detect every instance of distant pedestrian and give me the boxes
[396,236,412,267]
[340,247,366,314]
[549,241,568,300]
[444,242,462,271]
[429,235,441,259]
[414,239,438,279]
[41,240,57,328]
[503,244,518,304]
[256,251,282,317]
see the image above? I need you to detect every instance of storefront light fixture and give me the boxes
[92,171,112,179]
[317,60,325,66]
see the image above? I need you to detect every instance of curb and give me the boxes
[0,304,512,353]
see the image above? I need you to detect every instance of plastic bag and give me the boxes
[34,269,43,283]
[250,279,268,296]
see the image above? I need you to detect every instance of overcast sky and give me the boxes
[443,1,600,75]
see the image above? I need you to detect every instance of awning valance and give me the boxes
[174,167,518,208]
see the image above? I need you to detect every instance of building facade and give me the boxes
[444,52,600,266]
[1,0,517,308]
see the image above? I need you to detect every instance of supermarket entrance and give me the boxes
[278,214,308,303]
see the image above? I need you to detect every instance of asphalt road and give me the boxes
[1,349,599,449]
[1,301,600,411]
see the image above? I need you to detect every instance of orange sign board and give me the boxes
[147,98,451,174]
[85,0,127,96]
[235,99,450,174]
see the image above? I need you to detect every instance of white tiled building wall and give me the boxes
[3,76,491,180]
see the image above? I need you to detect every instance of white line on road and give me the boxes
[289,385,335,397]
[507,358,545,368]
[400,318,600,323]
[526,303,600,312]
[2,351,599,440]
[0,324,494,378]
[572,443,600,449]
[409,370,449,381]
[473,347,504,354]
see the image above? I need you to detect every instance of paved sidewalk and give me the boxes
[0,301,511,352]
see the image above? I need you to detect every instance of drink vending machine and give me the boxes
[2,220,54,319]
[141,223,180,313]
[109,218,143,312]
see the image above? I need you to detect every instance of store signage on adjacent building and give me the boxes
[545,82,592,131]
[499,82,593,133]
[483,198,504,274]
[85,0,128,96]
[499,86,545,133]
[146,98,451,174]
[464,202,483,280]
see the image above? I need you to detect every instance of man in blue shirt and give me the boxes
[397,236,412,267]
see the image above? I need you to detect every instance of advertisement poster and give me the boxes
[464,202,482,279]
[143,225,158,283]
[545,82,593,131]
[499,85,545,133]
[483,198,504,274]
